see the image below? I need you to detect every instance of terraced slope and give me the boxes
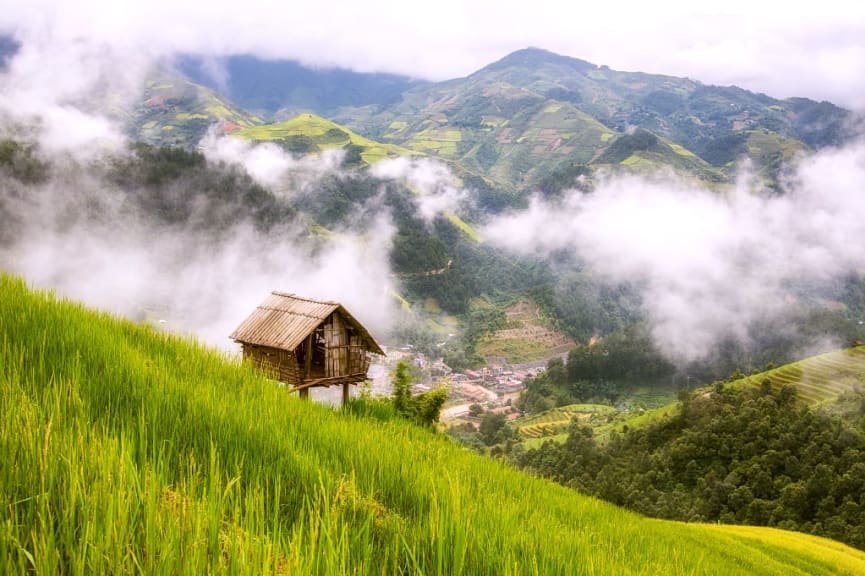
[517,404,616,439]
[477,298,576,363]
[733,346,865,404]
[520,346,865,448]
[233,113,420,166]
[129,73,261,146]
[3,273,865,574]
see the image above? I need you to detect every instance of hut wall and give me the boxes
[349,333,370,374]
[242,344,301,386]
[324,313,347,377]
[322,312,371,378]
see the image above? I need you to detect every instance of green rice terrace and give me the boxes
[2,273,865,575]
[233,113,419,165]
[523,346,865,450]
[517,404,616,439]
[730,347,865,404]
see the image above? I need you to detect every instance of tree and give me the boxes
[390,360,449,429]
[392,361,412,415]
[478,413,517,447]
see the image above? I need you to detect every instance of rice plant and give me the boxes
[2,273,864,575]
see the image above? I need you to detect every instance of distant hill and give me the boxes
[177,54,426,119]
[0,34,18,70]
[729,346,865,404]
[126,71,261,147]
[232,112,419,166]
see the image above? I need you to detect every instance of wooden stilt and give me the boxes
[342,382,350,407]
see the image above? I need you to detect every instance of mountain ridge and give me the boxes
[114,47,857,193]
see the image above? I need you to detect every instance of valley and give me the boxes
[3,28,865,572]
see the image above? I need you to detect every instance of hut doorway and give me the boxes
[296,327,327,379]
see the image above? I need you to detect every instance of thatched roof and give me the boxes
[230,291,385,355]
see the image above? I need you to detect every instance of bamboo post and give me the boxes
[302,332,314,400]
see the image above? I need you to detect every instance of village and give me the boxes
[367,346,552,423]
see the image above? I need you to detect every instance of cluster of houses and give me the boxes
[453,358,547,395]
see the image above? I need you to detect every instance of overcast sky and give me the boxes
[2,1,865,109]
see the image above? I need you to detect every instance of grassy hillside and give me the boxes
[592,129,726,182]
[476,298,576,364]
[233,113,419,165]
[129,73,261,147]
[2,274,865,574]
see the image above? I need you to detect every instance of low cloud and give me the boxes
[370,157,467,223]
[3,1,865,108]
[483,145,865,363]
[1,153,398,349]
[199,130,345,194]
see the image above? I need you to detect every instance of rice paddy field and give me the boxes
[517,404,616,439]
[730,347,865,404]
[519,345,865,451]
[233,113,417,164]
[3,273,865,575]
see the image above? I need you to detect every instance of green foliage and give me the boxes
[477,412,519,447]
[518,381,865,551]
[390,360,449,429]
[342,143,365,167]
[3,275,865,574]
[519,325,674,413]
[596,129,660,164]
[391,360,413,415]
[107,143,296,232]
[696,132,749,166]
[281,134,317,154]
[390,229,449,273]
[0,138,48,183]
[640,90,685,116]
[536,163,591,197]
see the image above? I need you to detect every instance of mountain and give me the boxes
[330,48,852,190]
[0,34,18,70]
[125,71,262,147]
[177,54,426,119]
[125,48,854,192]
[231,112,419,166]
[3,272,864,574]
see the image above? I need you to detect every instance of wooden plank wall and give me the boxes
[242,344,301,386]
[324,313,348,378]
[322,313,371,377]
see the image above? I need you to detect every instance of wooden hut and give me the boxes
[230,291,385,404]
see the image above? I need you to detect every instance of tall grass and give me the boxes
[2,273,865,575]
